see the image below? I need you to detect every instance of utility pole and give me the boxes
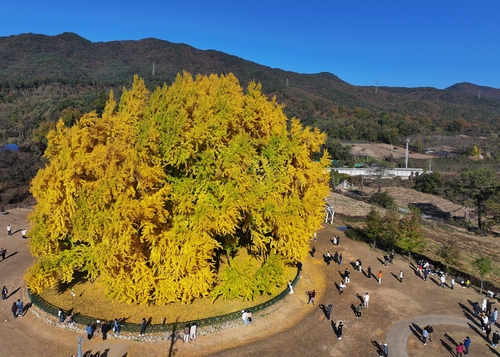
[405,137,410,169]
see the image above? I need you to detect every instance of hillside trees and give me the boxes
[26,73,330,304]
[453,168,500,230]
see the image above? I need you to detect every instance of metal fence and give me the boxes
[28,266,301,334]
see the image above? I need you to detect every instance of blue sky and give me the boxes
[2,0,499,89]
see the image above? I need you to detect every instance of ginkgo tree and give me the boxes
[26,73,330,304]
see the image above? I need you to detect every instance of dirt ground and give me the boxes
[1,207,498,357]
[348,142,436,161]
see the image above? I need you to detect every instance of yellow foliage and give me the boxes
[27,72,330,304]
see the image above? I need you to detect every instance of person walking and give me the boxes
[7,224,11,236]
[399,270,404,283]
[456,342,465,357]
[363,292,370,308]
[367,266,372,279]
[463,336,471,355]
[337,321,344,340]
[492,330,500,348]
[377,271,382,284]
[311,246,316,258]
[22,229,27,239]
[450,277,455,290]
[2,286,7,300]
[288,280,294,294]
[0,247,6,261]
[422,327,428,345]
[190,322,197,341]
[356,304,363,318]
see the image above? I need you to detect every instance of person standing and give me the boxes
[11,302,17,318]
[463,336,471,355]
[482,313,490,332]
[242,310,249,325]
[486,323,492,341]
[0,247,6,261]
[363,292,370,308]
[492,330,499,348]
[288,280,294,294]
[482,298,488,312]
[247,310,253,324]
[325,304,332,320]
[2,286,7,300]
[86,324,93,340]
[456,342,465,357]
[113,318,121,335]
[399,270,404,283]
[493,308,498,324]
[337,321,344,340]
[450,277,455,290]
[491,331,500,348]
[344,269,350,283]
[140,318,147,336]
[311,246,316,258]
[21,229,27,239]
[422,327,428,345]
[356,304,363,318]
[101,321,109,340]
[16,299,23,317]
[308,290,316,305]
[473,302,481,318]
[367,266,372,279]
[7,224,12,236]
[377,271,382,284]
[487,299,495,315]
[190,322,197,341]
[58,308,65,322]
[338,254,343,265]
[183,324,190,342]
[425,325,434,342]
[440,274,446,288]
[381,342,389,357]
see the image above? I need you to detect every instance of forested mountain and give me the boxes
[1,32,500,149]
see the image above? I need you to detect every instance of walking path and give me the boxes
[386,315,469,357]
[1,208,496,356]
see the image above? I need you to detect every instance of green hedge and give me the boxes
[28,267,301,334]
